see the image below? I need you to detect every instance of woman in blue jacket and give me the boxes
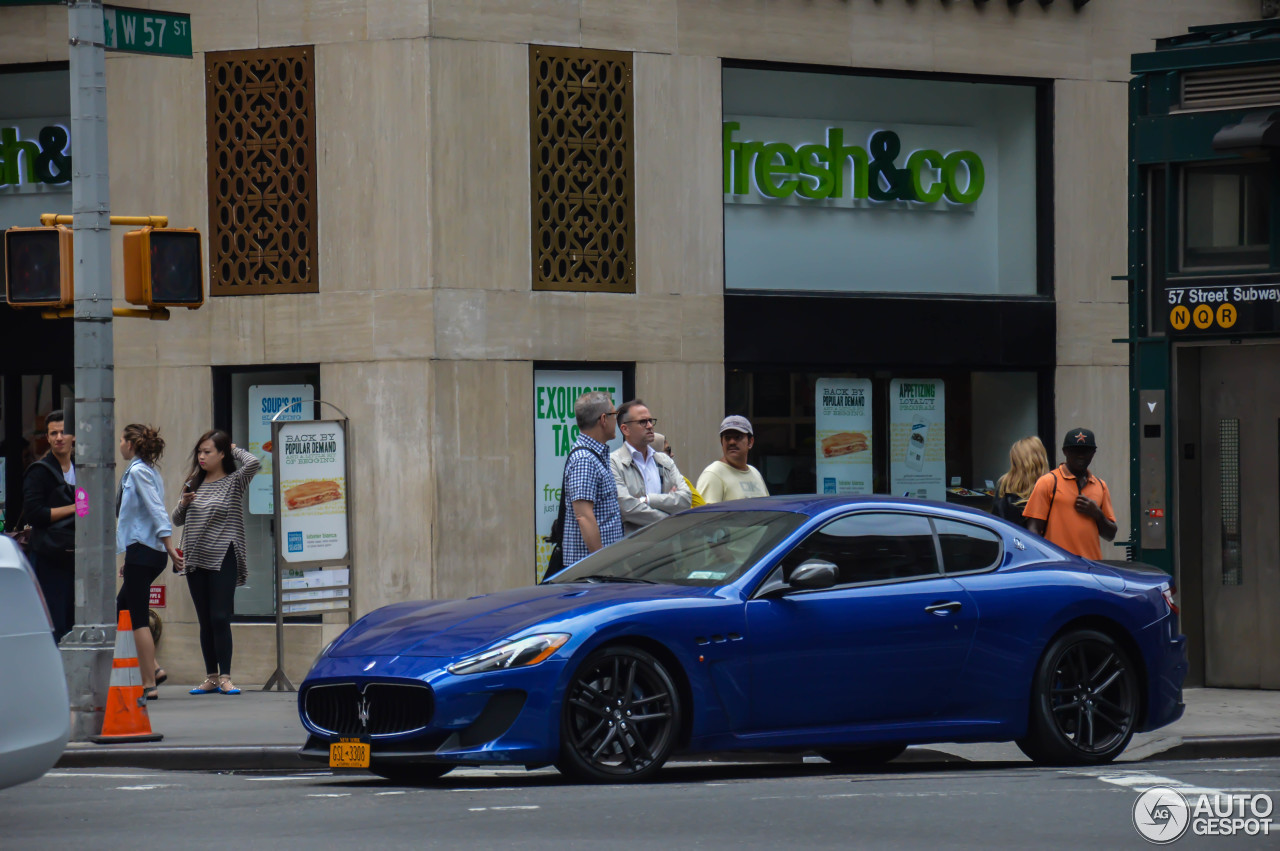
[116,423,183,700]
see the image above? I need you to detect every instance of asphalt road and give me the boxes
[5,757,1278,849]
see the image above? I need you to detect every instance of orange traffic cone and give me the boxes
[89,610,163,744]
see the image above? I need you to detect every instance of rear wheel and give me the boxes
[369,763,454,784]
[1017,629,1138,765]
[557,646,681,783]
[819,744,907,768]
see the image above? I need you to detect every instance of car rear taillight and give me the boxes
[1161,585,1179,615]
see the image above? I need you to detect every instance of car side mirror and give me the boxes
[789,559,838,590]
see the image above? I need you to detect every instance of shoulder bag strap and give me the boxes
[554,446,594,540]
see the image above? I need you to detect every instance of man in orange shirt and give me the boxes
[1023,428,1118,560]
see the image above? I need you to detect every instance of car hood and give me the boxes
[329,582,712,659]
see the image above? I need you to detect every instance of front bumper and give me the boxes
[298,654,568,766]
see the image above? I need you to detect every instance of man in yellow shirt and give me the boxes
[697,416,769,504]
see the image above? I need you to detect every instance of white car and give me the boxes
[0,536,69,790]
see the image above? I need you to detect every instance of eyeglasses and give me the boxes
[601,411,618,420]
[622,417,658,428]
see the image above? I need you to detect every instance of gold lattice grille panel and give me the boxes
[530,45,635,293]
[206,47,318,295]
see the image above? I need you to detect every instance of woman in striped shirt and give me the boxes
[173,429,260,696]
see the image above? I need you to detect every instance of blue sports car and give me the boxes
[297,496,1187,783]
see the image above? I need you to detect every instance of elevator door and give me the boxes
[1200,344,1280,689]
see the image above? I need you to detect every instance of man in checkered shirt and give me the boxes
[561,391,623,569]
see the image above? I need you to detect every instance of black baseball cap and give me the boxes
[1063,427,1097,450]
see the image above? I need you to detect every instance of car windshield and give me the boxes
[547,510,805,587]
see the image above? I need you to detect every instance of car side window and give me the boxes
[933,517,1003,573]
[779,513,939,586]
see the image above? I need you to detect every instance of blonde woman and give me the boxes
[992,436,1049,529]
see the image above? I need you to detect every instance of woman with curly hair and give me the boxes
[992,435,1049,530]
[116,423,183,701]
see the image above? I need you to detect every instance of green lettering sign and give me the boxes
[0,125,71,187]
[723,122,984,205]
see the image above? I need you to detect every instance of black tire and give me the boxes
[368,763,454,784]
[1017,628,1138,766]
[819,743,907,768]
[556,645,681,783]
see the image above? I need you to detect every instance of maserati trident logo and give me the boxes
[356,696,370,730]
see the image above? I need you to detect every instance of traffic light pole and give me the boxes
[61,0,118,741]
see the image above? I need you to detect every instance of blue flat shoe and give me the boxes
[217,677,241,695]
[189,676,219,695]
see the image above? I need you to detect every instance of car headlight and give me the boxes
[447,633,570,675]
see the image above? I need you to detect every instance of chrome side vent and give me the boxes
[1183,65,1280,111]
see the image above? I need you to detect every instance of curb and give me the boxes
[53,735,1280,773]
[57,745,308,771]
[1142,735,1280,762]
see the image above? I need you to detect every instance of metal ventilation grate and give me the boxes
[206,47,318,295]
[530,45,635,293]
[1219,418,1242,587]
[1183,65,1280,110]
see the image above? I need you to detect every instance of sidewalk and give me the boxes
[57,687,1280,771]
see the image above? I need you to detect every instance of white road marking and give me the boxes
[374,791,408,796]
[451,787,522,793]
[1076,769,1272,798]
[115,785,170,791]
[46,772,154,779]
[246,774,334,781]
[468,806,540,812]
[306,793,351,798]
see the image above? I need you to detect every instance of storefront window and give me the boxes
[216,365,320,618]
[727,369,1041,506]
[722,67,1042,296]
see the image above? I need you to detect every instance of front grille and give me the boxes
[303,682,434,738]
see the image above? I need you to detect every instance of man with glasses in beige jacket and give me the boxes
[610,399,691,535]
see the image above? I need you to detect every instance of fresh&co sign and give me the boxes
[723,121,984,204]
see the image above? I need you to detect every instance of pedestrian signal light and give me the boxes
[4,225,73,308]
[123,227,204,309]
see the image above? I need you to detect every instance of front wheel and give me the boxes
[557,646,681,783]
[369,763,454,784]
[1017,629,1138,765]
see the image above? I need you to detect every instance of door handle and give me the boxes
[925,601,962,615]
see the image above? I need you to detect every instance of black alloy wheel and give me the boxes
[557,645,681,783]
[368,762,454,784]
[1017,628,1139,765]
[819,743,907,768]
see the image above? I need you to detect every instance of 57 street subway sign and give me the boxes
[103,5,192,58]
[1164,281,1280,336]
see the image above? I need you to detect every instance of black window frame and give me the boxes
[930,516,1004,575]
[757,511,943,595]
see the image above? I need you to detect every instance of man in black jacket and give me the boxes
[23,410,76,641]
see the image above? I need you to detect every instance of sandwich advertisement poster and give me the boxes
[248,384,314,515]
[889,378,945,501]
[814,378,873,495]
[533,369,623,582]
[277,420,348,564]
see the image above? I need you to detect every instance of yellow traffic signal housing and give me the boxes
[123,227,204,309]
[4,225,74,308]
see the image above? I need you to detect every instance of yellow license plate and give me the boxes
[329,739,370,768]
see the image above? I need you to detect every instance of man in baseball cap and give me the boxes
[697,415,769,504]
[1022,427,1117,559]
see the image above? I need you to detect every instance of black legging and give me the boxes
[116,543,168,632]
[186,546,237,675]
